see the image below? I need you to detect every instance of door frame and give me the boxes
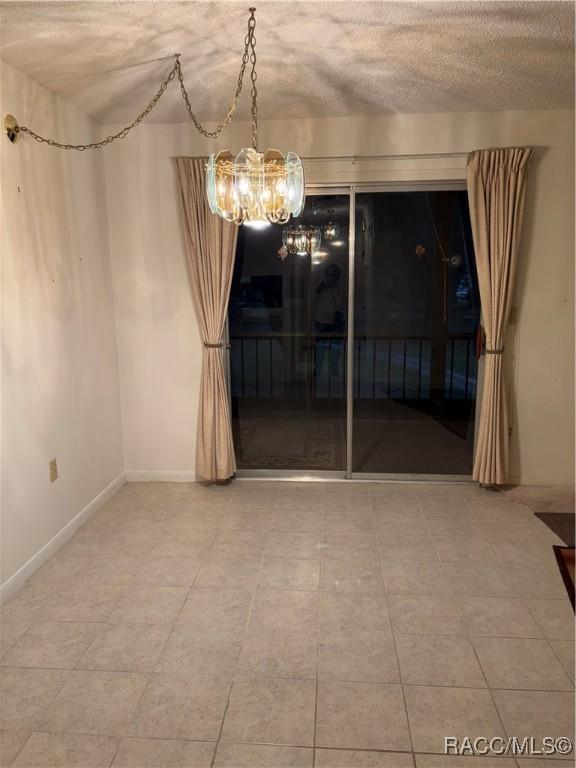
[234,178,480,483]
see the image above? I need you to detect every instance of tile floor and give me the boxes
[0,481,574,767]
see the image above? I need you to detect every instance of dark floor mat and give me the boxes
[554,546,575,610]
[233,417,346,470]
[535,513,575,546]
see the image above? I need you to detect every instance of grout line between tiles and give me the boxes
[3,731,34,767]
[387,591,416,756]
[3,481,574,766]
[3,661,575,694]
[465,615,520,765]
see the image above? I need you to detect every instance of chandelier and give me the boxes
[324,221,339,240]
[280,224,322,257]
[207,148,304,226]
[3,8,303,226]
[205,10,304,225]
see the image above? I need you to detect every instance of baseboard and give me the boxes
[0,471,126,603]
[125,470,196,482]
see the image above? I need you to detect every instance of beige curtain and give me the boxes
[467,147,533,486]
[176,157,238,482]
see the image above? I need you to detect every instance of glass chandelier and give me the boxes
[205,9,305,226]
[281,224,322,256]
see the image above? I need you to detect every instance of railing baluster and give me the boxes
[269,338,273,397]
[328,337,332,399]
[464,337,470,400]
[449,339,455,399]
[343,337,346,399]
[356,338,360,399]
[354,339,357,398]
[357,337,362,399]
[372,339,377,399]
[241,340,245,397]
[402,339,407,399]
[313,337,317,399]
[387,339,392,397]
[418,339,422,399]
[255,340,259,398]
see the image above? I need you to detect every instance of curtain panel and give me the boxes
[176,157,238,482]
[467,147,533,486]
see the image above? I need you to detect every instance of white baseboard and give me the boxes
[0,471,126,603]
[125,470,196,482]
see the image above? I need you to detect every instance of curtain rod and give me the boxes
[301,152,470,162]
[176,152,470,161]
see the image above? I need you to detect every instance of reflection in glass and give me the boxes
[282,224,322,256]
[228,195,349,470]
[352,190,480,475]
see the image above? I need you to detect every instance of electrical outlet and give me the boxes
[49,459,58,482]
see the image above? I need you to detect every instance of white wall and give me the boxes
[1,62,124,588]
[103,109,574,486]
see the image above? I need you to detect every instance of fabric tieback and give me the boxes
[485,347,504,355]
[204,342,223,348]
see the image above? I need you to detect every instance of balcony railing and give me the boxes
[230,332,477,401]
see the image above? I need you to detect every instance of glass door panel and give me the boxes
[229,194,349,471]
[352,190,480,475]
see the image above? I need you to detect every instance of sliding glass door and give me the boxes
[228,193,349,471]
[352,189,480,475]
[227,184,480,478]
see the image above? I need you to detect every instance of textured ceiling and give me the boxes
[0,1,573,124]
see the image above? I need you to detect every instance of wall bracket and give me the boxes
[4,114,20,143]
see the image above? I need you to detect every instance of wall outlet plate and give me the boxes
[49,459,58,482]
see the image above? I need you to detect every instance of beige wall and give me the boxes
[1,62,124,589]
[103,109,574,486]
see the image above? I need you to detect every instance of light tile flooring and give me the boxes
[0,481,574,768]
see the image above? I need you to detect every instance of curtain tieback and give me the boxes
[204,342,223,349]
[485,347,504,355]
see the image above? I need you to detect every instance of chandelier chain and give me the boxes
[177,7,256,139]
[18,8,257,150]
[247,8,258,150]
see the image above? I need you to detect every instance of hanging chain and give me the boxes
[19,8,257,151]
[247,8,258,150]
[20,58,181,150]
[178,7,256,140]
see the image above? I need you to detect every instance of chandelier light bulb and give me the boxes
[245,220,271,230]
